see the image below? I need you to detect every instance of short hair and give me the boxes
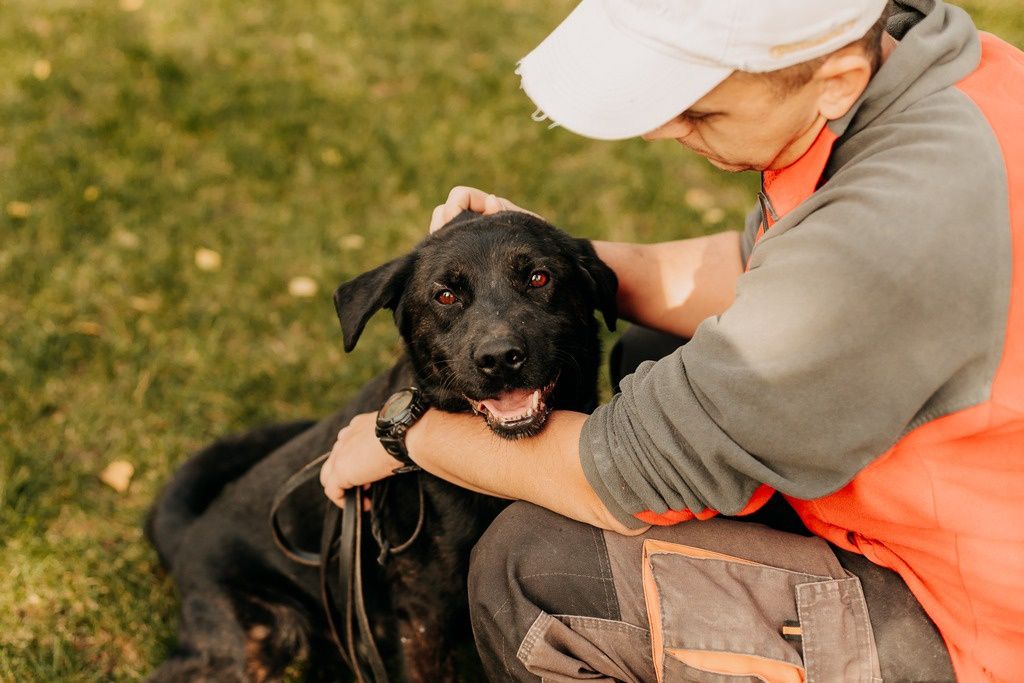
[748,4,892,96]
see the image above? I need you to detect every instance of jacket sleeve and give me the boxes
[579,110,1010,528]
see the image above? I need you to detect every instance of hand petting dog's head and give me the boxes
[334,211,616,439]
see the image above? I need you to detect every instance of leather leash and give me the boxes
[270,452,426,683]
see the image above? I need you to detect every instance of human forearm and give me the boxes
[593,230,742,338]
[405,408,646,534]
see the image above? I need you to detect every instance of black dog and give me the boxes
[146,211,616,682]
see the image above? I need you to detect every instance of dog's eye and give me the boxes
[528,271,550,288]
[435,289,457,305]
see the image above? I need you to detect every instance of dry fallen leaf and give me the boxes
[194,247,222,271]
[320,147,342,167]
[129,294,161,312]
[339,234,364,250]
[113,227,140,249]
[684,187,715,211]
[99,461,134,493]
[702,207,726,225]
[32,59,52,81]
[288,276,318,298]
[6,201,31,218]
[71,321,102,336]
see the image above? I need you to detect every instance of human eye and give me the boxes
[681,110,713,123]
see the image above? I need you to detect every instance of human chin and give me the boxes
[705,156,751,172]
[678,142,751,172]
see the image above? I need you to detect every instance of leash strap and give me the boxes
[270,453,396,682]
[337,486,390,682]
[269,452,329,567]
[318,501,356,673]
[370,476,426,564]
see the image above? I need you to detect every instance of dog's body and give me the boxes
[146,212,616,682]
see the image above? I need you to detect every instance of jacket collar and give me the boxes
[759,0,980,225]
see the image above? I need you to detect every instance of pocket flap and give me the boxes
[640,537,882,683]
[642,539,818,683]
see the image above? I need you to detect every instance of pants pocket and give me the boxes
[517,612,657,683]
[642,539,881,683]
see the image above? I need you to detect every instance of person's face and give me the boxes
[642,71,825,173]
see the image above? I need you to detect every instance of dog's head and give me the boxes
[334,211,617,438]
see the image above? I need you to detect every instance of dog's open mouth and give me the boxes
[466,377,557,439]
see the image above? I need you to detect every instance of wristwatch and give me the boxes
[376,387,429,474]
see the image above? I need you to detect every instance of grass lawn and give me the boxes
[1,1,1020,680]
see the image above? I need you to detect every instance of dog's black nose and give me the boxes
[474,338,527,376]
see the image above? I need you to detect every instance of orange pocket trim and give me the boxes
[668,648,805,683]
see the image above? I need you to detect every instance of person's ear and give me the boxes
[814,46,873,120]
[333,254,415,352]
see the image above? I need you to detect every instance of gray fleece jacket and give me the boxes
[579,0,1011,528]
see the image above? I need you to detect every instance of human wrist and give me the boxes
[375,387,430,473]
[404,407,437,465]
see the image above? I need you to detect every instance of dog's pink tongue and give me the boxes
[480,389,536,420]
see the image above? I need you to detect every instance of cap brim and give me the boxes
[517,0,731,141]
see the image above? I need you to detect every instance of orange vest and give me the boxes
[631,32,1024,681]
[775,35,1024,682]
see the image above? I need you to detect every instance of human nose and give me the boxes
[642,117,695,141]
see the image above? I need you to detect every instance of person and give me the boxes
[320,0,1024,680]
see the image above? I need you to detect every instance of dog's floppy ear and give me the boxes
[334,254,414,352]
[573,238,618,332]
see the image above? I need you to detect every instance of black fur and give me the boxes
[146,212,616,682]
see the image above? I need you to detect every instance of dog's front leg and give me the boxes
[395,607,461,683]
[380,550,471,683]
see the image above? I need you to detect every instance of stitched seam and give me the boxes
[846,579,875,683]
[602,529,631,626]
[593,526,618,620]
[553,614,650,635]
[520,571,615,582]
[852,580,870,682]
[796,585,814,681]
[491,597,511,617]
[846,581,868,682]
[648,553,831,582]
[516,612,550,667]
[667,653,769,682]
[492,597,513,674]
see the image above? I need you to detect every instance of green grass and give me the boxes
[0,1,1019,680]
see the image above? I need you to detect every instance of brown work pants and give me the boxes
[466,327,954,682]
[468,503,953,682]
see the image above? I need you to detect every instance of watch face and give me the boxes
[380,390,414,422]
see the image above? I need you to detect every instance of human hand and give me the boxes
[319,412,405,508]
[428,185,539,233]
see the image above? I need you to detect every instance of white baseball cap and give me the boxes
[517,0,888,140]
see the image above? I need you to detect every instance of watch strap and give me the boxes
[376,388,429,474]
